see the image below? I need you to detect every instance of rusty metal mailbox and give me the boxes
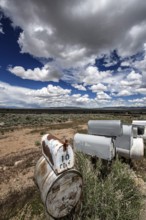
[35,134,83,219]
[41,134,74,174]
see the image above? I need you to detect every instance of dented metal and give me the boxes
[132,120,146,139]
[74,133,115,160]
[35,134,83,219]
[35,156,82,219]
[115,125,144,159]
[42,134,74,174]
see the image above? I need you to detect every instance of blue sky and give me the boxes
[0,0,146,108]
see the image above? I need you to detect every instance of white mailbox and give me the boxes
[35,157,82,219]
[74,133,115,160]
[115,125,133,148]
[35,134,83,219]
[115,125,144,159]
[130,137,144,159]
[42,134,74,174]
[88,120,122,137]
[132,126,138,138]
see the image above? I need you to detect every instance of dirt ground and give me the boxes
[0,124,86,219]
[0,123,146,220]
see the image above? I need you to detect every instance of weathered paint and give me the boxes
[132,126,138,138]
[132,120,146,139]
[88,120,122,137]
[74,133,115,160]
[132,120,146,126]
[115,125,144,159]
[115,125,133,156]
[42,134,74,174]
[35,156,82,219]
[130,137,144,159]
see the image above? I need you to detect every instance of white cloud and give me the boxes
[103,54,118,67]
[127,71,142,81]
[120,71,142,87]
[47,84,71,95]
[0,16,4,34]
[0,81,94,108]
[129,97,146,103]
[128,97,146,106]
[116,90,132,97]
[75,94,90,104]
[0,80,145,108]
[133,51,146,85]
[0,81,40,108]
[72,84,86,91]
[1,0,146,68]
[96,91,111,100]
[0,26,4,34]
[120,61,130,67]
[8,64,62,82]
[26,85,71,98]
[89,83,107,92]
[136,88,146,94]
[1,0,146,108]
[81,66,111,85]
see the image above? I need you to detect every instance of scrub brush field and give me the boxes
[0,112,146,220]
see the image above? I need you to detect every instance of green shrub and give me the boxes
[35,140,41,146]
[75,153,142,220]
[40,131,46,135]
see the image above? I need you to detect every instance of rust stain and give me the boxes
[43,141,54,165]
[47,134,64,144]
[72,176,79,182]
[59,203,66,211]
[69,191,76,200]
[63,139,69,151]
[52,184,60,193]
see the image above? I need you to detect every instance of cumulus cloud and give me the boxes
[0,81,40,108]
[128,97,146,106]
[72,84,86,91]
[1,80,143,108]
[26,85,71,98]
[1,0,146,107]
[120,71,142,87]
[80,66,111,85]
[96,91,111,100]
[89,83,107,92]
[116,90,133,97]
[0,81,94,108]
[1,0,146,67]
[120,61,130,67]
[8,64,62,82]
[136,88,146,94]
[133,47,146,85]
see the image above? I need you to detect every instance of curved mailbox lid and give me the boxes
[42,134,74,174]
[132,120,146,126]
[74,133,115,160]
[88,120,122,137]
